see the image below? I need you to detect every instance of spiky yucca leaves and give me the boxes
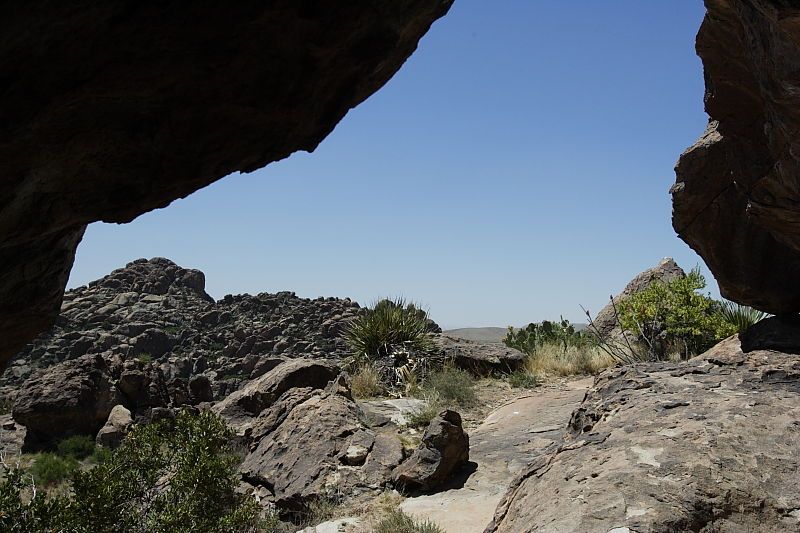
[344,298,434,360]
[719,301,767,333]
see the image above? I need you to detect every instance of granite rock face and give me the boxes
[672,0,800,314]
[0,1,452,370]
[486,333,800,532]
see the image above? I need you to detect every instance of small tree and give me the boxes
[616,267,736,359]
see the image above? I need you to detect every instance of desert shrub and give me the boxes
[299,497,342,526]
[406,402,442,429]
[508,370,540,388]
[0,466,67,532]
[0,398,12,415]
[29,453,79,487]
[617,267,736,359]
[344,298,434,361]
[523,343,615,377]
[2,410,266,532]
[504,317,595,357]
[422,367,477,408]
[719,300,767,333]
[351,364,385,399]
[373,509,444,533]
[136,351,153,364]
[56,434,96,460]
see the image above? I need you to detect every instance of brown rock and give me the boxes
[672,0,800,314]
[12,354,121,443]
[435,335,525,376]
[392,410,469,492]
[486,335,800,532]
[212,359,339,434]
[0,1,453,370]
[239,374,375,510]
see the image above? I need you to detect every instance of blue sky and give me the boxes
[69,1,711,329]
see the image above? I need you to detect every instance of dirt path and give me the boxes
[399,377,593,533]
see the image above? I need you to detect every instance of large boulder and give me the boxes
[435,335,525,375]
[672,0,800,314]
[95,404,133,448]
[212,359,340,435]
[392,409,469,492]
[0,1,453,370]
[486,331,800,532]
[239,374,404,511]
[12,354,121,443]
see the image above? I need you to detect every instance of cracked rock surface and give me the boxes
[486,328,800,532]
[672,0,800,313]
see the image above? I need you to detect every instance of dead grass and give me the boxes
[351,364,384,399]
[523,343,615,378]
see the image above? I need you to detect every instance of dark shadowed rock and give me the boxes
[672,0,800,314]
[486,335,800,532]
[392,410,469,492]
[0,1,453,370]
[590,258,685,338]
[12,354,121,443]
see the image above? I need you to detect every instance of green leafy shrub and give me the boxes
[344,298,434,360]
[719,300,767,333]
[0,467,65,532]
[1,410,266,532]
[422,367,477,408]
[136,351,153,364]
[56,434,96,460]
[508,370,540,388]
[504,317,594,357]
[407,402,442,429]
[29,453,78,487]
[617,267,737,359]
[373,509,444,533]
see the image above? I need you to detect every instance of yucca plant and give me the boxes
[719,300,767,333]
[344,298,434,361]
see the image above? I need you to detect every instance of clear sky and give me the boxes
[69,1,712,329]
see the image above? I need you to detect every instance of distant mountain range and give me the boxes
[444,324,588,344]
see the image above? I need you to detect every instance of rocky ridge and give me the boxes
[2,257,362,402]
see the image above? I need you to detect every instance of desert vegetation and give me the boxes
[590,267,767,362]
[1,410,270,533]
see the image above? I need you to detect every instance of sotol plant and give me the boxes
[344,298,434,360]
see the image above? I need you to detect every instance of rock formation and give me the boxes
[486,324,800,532]
[0,1,453,370]
[392,410,469,492]
[589,257,685,338]
[672,0,800,314]
[1,258,364,401]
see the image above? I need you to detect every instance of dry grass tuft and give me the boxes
[523,343,615,378]
[351,364,384,399]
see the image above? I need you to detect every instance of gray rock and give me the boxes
[96,404,133,447]
[392,409,469,492]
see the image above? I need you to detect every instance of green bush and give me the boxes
[56,435,96,460]
[29,453,78,487]
[344,298,434,360]
[1,410,267,532]
[421,367,477,408]
[373,509,444,533]
[504,317,594,357]
[406,402,442,429]
[0,467,65,532]
[136,352,153,364]
[617,267,737,358]
[508,370,540,388]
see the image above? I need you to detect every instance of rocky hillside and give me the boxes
[1,258,363,401]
